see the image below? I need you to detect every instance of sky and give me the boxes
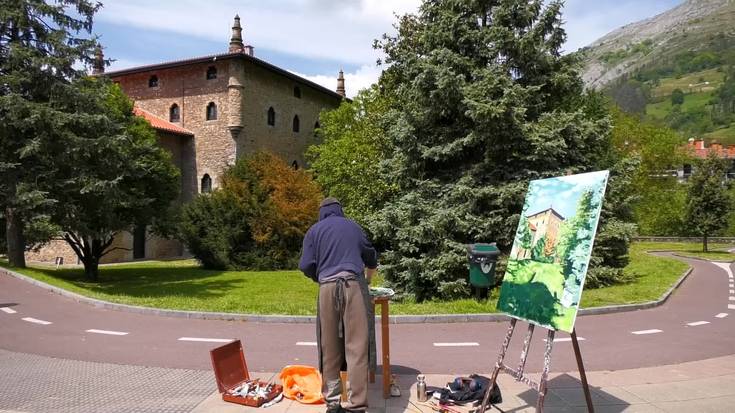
[94,0,684,98]
[525,171,609,221]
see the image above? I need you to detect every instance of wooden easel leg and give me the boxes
[517,324,535,375]
[479,319,517,413]
[571,329,594,413]
[535,330,555,412]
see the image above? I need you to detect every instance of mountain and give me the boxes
[580,0,735,90]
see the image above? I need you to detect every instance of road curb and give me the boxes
[0,252,695,324]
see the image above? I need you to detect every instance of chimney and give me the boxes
[92,43,104,75]
[229,15,244,53]
[728,145,735,158]
[336,69,346,97]
[694,139,705,150]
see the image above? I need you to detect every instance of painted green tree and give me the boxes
[559,189,600,304]
[531,234,547,261]
[685,152,731,252]
[369,0,610,301]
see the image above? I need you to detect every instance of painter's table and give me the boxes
[370,295,391,399]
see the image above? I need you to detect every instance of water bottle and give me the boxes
[416,374,427,402]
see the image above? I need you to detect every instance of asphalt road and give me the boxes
[1,255,733,376]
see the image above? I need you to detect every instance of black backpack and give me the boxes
[439,374,502,405]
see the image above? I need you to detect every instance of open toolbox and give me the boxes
[210,340,283,407]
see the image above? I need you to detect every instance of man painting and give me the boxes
[299,197,378,413]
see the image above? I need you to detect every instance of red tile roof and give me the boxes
[133,107,193,136]
[685,139,735,159]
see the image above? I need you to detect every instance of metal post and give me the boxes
[571,329,594,413]
[479,319,517,413]
[535,329,555,412]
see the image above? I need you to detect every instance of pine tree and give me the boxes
[370,0,610,300]
[0,0,100,267]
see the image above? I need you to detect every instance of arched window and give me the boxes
[293,86,301,98]
[267,107,275,126]
[292,115,300,133]
[206,102,217,120]
[206,66,217,80]
[201,174,212,193]
[292,161,299,170]
[169,104,180,122]
[148,75,158,88]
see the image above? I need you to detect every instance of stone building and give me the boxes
[26,15,346,265]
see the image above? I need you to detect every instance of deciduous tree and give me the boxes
[685,152,731,252]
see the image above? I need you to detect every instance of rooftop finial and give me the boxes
[92,43,104,75]
[229,14,244,53]
[336,69,346,97]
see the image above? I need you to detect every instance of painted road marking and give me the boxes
[0,307,17,314]
[729,304,735,310]
[545,337,586,343]
[687,321,710,326]
[178,337,233,343]
[22,317,52,325]
[86,329,129,336]
[731,290,734,294]
[631,329,662,335]
[716,313,729,318]
[296,342,318,346]
[433,342,480,347]
[730,297,735,301]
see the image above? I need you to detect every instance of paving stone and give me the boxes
[0,349,213,413]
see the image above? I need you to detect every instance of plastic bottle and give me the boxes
[416,374,427,402]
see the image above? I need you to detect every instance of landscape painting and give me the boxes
[497,171,609,333]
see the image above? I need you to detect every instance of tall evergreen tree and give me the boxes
[370,0,610,300]
[685,152,731,252]
[0,0,100,267]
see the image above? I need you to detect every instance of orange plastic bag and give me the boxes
[278,365,325,404]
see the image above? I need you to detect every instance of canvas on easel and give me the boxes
[480,171,609,413]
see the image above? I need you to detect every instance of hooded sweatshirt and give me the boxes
[299,201,378,283]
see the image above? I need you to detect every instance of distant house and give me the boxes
[678,139,735,181]
[520,207,565,259]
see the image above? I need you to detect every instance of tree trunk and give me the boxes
[5,206,26,268]
[703,234,708,253]
[83,256,99,281]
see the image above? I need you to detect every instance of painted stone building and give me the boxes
[26,16,346,265]
[519,207,565,260]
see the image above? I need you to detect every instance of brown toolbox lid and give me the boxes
[210,340,250,394]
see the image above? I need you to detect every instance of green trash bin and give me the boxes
[467,243,500,288]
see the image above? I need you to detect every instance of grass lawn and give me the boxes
[650,68,724,97]
[702,124,735,145]
[0,242,709,315]
[646,90,714,121]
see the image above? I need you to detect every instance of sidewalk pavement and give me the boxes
[192,354,735,412]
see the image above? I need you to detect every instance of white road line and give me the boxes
[22,317,52,325]
[687,321,710,326]
[730,297,735,301]
[730,290,734,294]
[730,284,734,288]
[178,337,233,343]
[729,304,735,310]
[433,342,480,347]
[631,329,662,335]
[544,337,586,343]
[0,307,17,314]
[86,329,129,336]
[296,342,318,346]
[716,313,729,318]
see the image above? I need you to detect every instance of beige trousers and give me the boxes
[319,279,369,411]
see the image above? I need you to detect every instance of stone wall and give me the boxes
[238,59,342,168]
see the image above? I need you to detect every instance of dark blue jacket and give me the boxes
[299,202,378,283]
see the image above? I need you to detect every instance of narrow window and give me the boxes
[206,66,217,80]
[313,121,320,136]
[206,102,217,120]
[169,104,180,122]
[292,161,299,170]
[293,86,301,98]
[683,164,692,176]
[267,107,275,126]
[201,174,212,193]
[148,75,158,88]
[292,115,300,133]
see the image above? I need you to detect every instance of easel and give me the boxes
[478,318,594,412]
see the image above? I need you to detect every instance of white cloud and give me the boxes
[293,64,383,98]
[97,0,422,66]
